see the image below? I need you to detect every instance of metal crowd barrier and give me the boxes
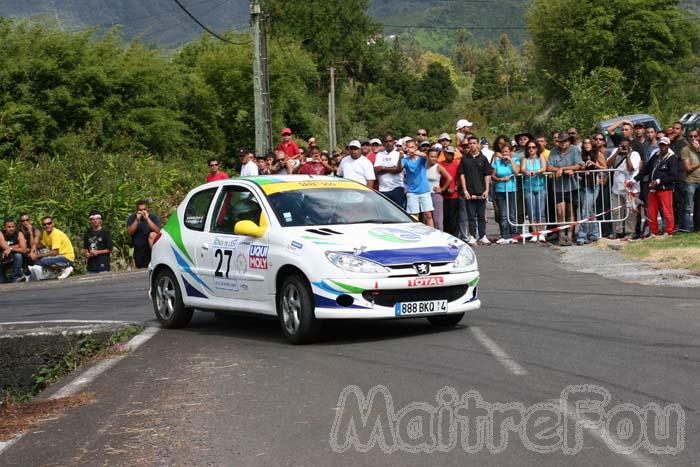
[504,168,631,243]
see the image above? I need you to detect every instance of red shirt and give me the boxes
[206,171,229,183]
[439,160,460,199]
[366,152,376,164]
[277,140,301,158]
[297,162,329,175]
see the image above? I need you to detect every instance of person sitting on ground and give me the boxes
[17,212,40,276]
[31,216,75,279]
[126,200,161,269]
[1,218,27,283]
[402,139,435,227]
[492,144,520,244]
[520,140,547,242]
[547,133,583,246]
[630,137,679,237]
[83,211,113,273]
[205,157,228,183]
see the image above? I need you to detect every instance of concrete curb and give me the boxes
[0,270,148,291]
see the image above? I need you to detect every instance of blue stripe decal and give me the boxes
[171,247,213,293]
[339,246,459,265]
[314,294,368,309]
[182,276,208,299]
[312,280,342,296]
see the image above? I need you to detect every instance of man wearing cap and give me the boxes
[631,137,679,236]
[369,138,383,163]
[440,146,461,236]
[83,210,112,273]
[547,133,584,245]
[455,119,473,147]
[277,127,302,158]
[437,133,454,162]
[339,140,376,188]
[374,132,404,206]
[360,140,376,165]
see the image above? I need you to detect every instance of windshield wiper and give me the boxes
[353,219,401,224]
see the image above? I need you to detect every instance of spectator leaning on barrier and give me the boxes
[339,140,376,188]
[374,133,405,207]
[576,137,608,245]
[680,129,700,232]
[1,217,27,283]
[426,148,452,232]
[83,211,113,273]
[126,200,161,269]
[631,137,679,237]
[206,157,229,183]
[492,143,520,244]
[33,216,75,279]
[402,139,434,227]
[606,137,640,240]
[547,133,583,246]
[520,140,547,242]
[459,135,492,245]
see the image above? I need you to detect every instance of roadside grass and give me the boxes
[622,234,700,270]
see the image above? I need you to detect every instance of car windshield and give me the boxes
[267,188,415,227]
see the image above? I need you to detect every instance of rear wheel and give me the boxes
[427,313,464,327]
[277,274,320,344]
[153,269,193,328]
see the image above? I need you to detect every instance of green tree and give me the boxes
[413,62,457,111]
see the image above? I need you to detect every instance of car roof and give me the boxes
[203,175,369,195]
[596,114,659,129]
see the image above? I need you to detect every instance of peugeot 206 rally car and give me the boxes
[148,176,481,344]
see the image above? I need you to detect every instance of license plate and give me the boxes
[394,300,448,316]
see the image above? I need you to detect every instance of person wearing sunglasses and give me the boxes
[0,218,27,283]
[416,129,429,146]
[31,216,75,280]
[206,158,229,183]
[17,213,41,261]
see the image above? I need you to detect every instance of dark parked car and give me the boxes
[679,112,700,136]
[595,114,661,147]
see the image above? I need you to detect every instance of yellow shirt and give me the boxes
[41,228,75,262]
[542,148,551,161]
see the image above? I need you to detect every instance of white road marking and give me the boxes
[470,327,528,376]
[0,320,131,326]
[0,327,160,457]
[561,403,660,467]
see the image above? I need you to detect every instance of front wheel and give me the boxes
[427,313,464,327]
[153,269,193,328]
[277,274,320,344]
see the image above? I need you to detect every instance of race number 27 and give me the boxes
[214,249,233,277]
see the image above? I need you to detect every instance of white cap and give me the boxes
[438,132,451,141]
[347,140,361,149]
[434,143,443,151]
[456,119,473,130]
[370,138,382,145]
[658,136,671,145]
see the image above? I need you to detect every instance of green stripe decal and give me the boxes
[163,211,194,264]
[330,280,365,294]
[468,277,480,287]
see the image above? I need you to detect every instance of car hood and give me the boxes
[284,222,465,266]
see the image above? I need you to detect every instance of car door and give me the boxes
[202,184,269,301]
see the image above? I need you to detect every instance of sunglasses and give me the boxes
[594,137,605,140]
[209,163,218,167]
[417,133,427,136]
[690,135,699,139]
[527,145,537,149]
[20,219,29,222]
[568,132,577,136]
[42,221,53,226]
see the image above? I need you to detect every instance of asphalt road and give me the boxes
[1,245,699,466]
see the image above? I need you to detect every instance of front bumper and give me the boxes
[311,270,480,319]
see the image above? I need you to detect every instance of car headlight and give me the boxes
[325,251,390,274]
[453,245,476,268]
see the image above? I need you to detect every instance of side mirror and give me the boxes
[234,220,264,238]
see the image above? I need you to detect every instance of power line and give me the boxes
[171,0,250,45]
[382,23,528,31]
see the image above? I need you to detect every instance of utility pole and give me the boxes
[251,0,270,157]
[328,66,337,153]
[504,57,510,98]
[260,13,272,153]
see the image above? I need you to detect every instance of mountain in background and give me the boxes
[2,0,698,51]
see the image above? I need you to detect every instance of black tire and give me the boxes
[427,313,464,327]
[277,274,320,344]
[152,269,193,328]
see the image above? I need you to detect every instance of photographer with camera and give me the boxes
[606,137,640,240]
[402,139,434,227]
[297,146,332,175]
[126,199,161,269]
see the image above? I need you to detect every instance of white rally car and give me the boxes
[148,176,480,344]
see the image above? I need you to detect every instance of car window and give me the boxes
[210,186,263,234]
[184,188,217,231]
[267,188,414,227]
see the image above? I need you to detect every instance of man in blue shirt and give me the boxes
[547,133,583,245]
[402,140,434,227]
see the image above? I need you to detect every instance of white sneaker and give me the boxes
[529,234,538,243]
[479,236,491,245]
[467,236,477,245]
[57,266,73,280]
[507,238,518,244]
[538,234,547,242]
[495,238,508,244]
